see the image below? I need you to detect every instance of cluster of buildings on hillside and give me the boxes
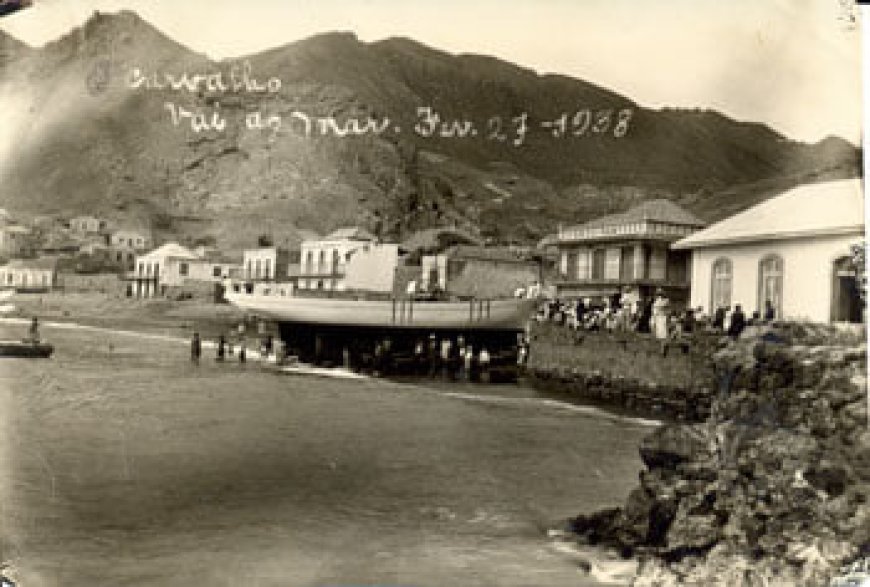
[0,178,864,325]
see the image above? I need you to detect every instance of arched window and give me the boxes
[710,258,732,311]
[758,254,784,318]
[318,250,326,273]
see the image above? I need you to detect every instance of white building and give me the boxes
[297,227,378,291]
[243,247,291,281]
[130,243,240,298]
[0,258,57,291]
[673,179,865,323]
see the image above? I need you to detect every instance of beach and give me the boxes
[0,316,652,586]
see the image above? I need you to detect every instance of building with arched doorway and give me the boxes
[673,179,865,324]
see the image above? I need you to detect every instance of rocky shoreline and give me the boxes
[567,322,869,586]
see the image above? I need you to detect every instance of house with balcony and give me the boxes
[554,199,705,304]
[296,227,378,291]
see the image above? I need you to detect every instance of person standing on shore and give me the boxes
[216,335,226,362]
[27,316,40,343]
[191,332,202,364]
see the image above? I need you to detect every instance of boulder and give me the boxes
[639,424,714,469]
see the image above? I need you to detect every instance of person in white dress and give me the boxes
[652,290,670,340]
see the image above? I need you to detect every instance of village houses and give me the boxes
[673,178,865,324]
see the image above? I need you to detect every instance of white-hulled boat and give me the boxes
[225,289,537,331]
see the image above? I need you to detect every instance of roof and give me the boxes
[401,227,483,253]
[324,226,376,241]
[565,199,706,232]
[140,242,199,260]
[442,245,534,264]
[1,224,30,234]
[673,179,865,249]
[4,257,58,270]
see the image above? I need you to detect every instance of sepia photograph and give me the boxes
[0,1,866,585]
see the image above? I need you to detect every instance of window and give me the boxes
[128,238,133,247]
[153,263,159,276]
[179,262,189,276]
[138,262,144,276]
[318,250,326,272]
[305,251,313,273]
[213,266,222,277]
[265,259,272,278]
[710,258,732,311]
[117,252,123,262]
[255,259,261,279]
[758,254,784,318]
[246,260,252,279]
[591,248,606,279]
[332,249,340,272]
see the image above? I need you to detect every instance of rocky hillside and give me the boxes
[0,10,861,247]
[570,323,869,586]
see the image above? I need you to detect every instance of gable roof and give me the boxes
[4,257,58,270]
[566,199,705,232]
[140,242,199,260]
[673,179,865,250]
[443,245,533,263]
[402,227,483,253]
[324,226,376,241]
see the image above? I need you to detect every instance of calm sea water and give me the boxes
[0,322,652,587]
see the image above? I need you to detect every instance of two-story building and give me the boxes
[554,199,705,305]
[130,243,241,299]
[243,247,292,281]
[296,227,378,291]
[108,229,152,269]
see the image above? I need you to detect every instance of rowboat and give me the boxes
[0,339,54,358]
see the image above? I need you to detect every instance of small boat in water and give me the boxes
[0,339,54,358]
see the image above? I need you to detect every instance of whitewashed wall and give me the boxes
[688,234,863,322]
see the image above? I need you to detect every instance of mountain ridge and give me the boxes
[0,11,861,248]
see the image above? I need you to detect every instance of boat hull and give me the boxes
[0,340,54,358]
[226,293,536,331]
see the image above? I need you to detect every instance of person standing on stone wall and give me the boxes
[727,304,747,340]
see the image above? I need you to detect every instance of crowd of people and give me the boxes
[536,288,777,343]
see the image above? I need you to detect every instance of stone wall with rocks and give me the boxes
[569,322,869,586]
[526,322,720,421]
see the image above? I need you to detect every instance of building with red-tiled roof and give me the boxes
[555,199,705,303]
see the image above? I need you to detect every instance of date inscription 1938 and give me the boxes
[128,63,635,143]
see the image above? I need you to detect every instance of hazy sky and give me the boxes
[0,0,863,144]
